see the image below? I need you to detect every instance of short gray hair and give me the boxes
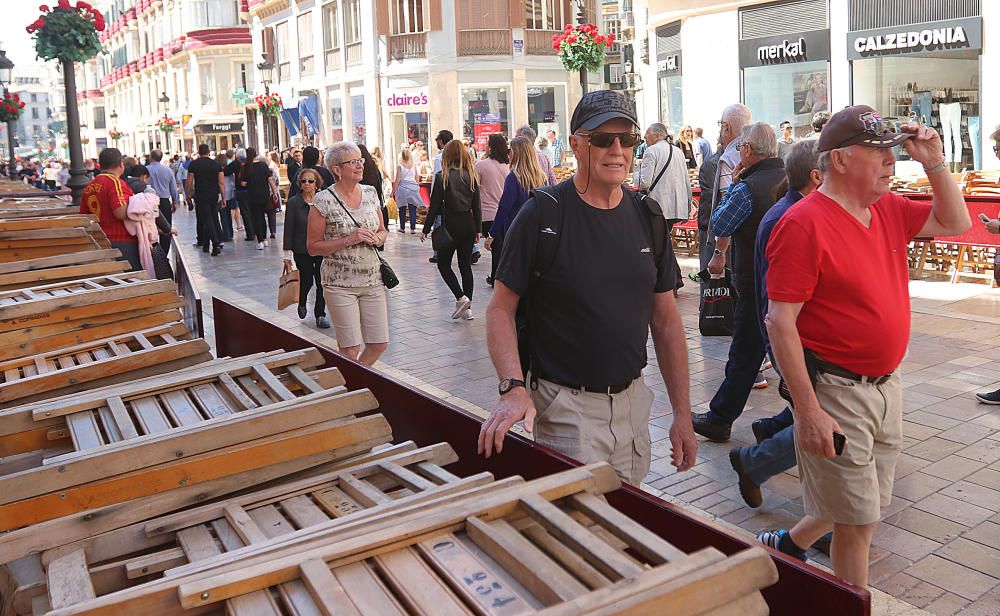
[324,141,361,170]
[817,146,852,173]
[235,147,247,160]
[784,140,820,191]
[745,122,778,157]
[722,103,752,134]
[647,123,669,139]
[516,125,537,141]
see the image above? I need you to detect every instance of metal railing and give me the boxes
[388,32,427,61]
[345,42,363,66]
[457,29,511,56]
[325,48,341,72]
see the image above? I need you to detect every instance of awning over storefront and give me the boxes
[298,95,321,137]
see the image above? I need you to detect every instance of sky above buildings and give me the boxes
[0,5,58,76]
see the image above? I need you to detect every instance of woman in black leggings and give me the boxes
[421,140,481,320]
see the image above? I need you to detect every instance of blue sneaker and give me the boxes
[756,529,807,562]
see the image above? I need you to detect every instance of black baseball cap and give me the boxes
[817,105,912,152]
[570,90,638,134]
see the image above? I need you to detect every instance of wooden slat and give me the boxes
[217,373,256,411]
[333,562,407,616]
[312,487,363,518]
[124,547,187,580]
[252,364,297,401]
[189,382,236,418]
[95,406,123,443]
[280,495,331,529]
[286,365,325,394]
[107,396,139,440]
[66,411,104,452]
[176,525,221,562]
[130,397,172,434]
[238,374,275,406]
[518,494,643,581]
[46,548,95,610]
[339,474,393,508]
[416,461,461,485]
[520,523,608,590]
[374,547,470,615]
[466,516,587,605]
[418,534,533,615]
[224,505,269,545]
[134,334,154,350]
[380,461,437,492]
[570,493,687,565]
[159,390,204,426]
[300,559,361,616]
[248,504,296,539]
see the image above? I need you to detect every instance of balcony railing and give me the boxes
[325,48,341,72]
[278,62,291,81]
[525,29,559,55]
[457,29,511,56]
[300,55,314,76]
[345,42,363,66]
[389,32,427,62]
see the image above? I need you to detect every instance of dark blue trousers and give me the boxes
[708,293,767,425]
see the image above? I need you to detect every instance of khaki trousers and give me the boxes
[530,377,653,485]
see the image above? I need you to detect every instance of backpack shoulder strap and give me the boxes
[528,179,572,281]
[627,189,667,265]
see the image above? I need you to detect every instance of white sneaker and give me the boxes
[451,296,471,319]
[263,239,269,247]
[461,307,474,320]
[256,242,264,250]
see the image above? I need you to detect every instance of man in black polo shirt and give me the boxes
[185,144,225,256]
[478,90,697,484]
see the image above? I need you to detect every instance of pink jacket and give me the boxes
[125,190,161,278]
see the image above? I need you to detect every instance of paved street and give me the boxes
[174,205,1000,616]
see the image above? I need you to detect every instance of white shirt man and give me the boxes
[639,123,692,224]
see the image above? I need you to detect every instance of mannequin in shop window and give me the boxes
[939,87,964,172]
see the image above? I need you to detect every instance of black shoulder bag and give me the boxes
[328,188,400,289]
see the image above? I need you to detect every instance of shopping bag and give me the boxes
[386,197,398,222]
[151,243,174,280]
[698,268,735,336]
[277,263,300,310]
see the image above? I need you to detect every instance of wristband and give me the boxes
[923,160,947,175]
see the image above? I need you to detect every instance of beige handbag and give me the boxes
[277,262,300,310]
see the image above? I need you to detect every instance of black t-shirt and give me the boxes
[188,157,223,197]
[496,187,683,386]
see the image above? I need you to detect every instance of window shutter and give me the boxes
[263,26,275,62]
[428,0,441,30]
[376,0,389,35]
[510,0,524,28]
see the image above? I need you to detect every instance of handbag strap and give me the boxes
[647,143,674,194]
[328,187,385,260]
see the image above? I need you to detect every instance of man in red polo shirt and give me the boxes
[81,148,140,271]
[763,106,970,587]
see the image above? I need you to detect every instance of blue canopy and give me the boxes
[280,108,300,137]
[298,96,321,137]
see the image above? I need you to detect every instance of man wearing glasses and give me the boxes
[478,90,697,485]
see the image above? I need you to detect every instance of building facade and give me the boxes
[636,0,999,171]
[11,78,54,155]
[247,0,602,161]
[76,0,254,159]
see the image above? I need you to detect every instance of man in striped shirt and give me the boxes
[81,148,140,271]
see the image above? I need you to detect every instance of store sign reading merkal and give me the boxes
[847,17,982,60]
[738,29,829,68]
[757,38,806,63]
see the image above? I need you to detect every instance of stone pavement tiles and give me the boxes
[173,207,1000,615]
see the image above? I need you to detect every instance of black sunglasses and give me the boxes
[574,131,641,148]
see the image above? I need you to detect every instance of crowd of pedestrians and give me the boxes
[76,89,986,595]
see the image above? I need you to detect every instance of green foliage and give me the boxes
[31,8,104,64]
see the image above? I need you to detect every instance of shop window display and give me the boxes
[853,53,979,170]
[329,95,344,142]
[527,86,566,143]
[658,75,682,135]
[461,87,509,154]
[743,61,828,138]
[351,94,366,144]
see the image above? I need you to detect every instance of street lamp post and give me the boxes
[256,54,274,150]
[63,59,89,206]
[0,49,16,178]
[573,0,588,94]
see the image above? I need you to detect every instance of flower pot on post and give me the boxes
[27,0,106,207]
[553,22,613,95]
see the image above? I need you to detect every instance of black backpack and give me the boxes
[515,179,671,380]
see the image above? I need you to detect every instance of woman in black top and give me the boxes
[677,125,698,169]
[420,140,481,320]
[358,144,388,233]
[282,168,330,328]
[239,147,277,249]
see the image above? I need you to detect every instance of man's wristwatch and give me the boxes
[498,377,526,396]
[713,248,723,256]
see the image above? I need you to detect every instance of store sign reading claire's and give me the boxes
[847,17,982,60]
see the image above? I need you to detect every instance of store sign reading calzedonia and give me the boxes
[847,17,982,60]
[738,29,830,68]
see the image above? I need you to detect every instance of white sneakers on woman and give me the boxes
[452,296,471,319]
[256,242,264,250]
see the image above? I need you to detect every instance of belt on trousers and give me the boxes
[813,356,892,385]
[532,373,634,395]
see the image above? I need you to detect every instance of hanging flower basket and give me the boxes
[80,136,90,144]
[108,129,124,141]
[551,23,614,73]
[157,117,177,133]
[0,92,25,123]
[27,1,105,65]
[255,93,283,117]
